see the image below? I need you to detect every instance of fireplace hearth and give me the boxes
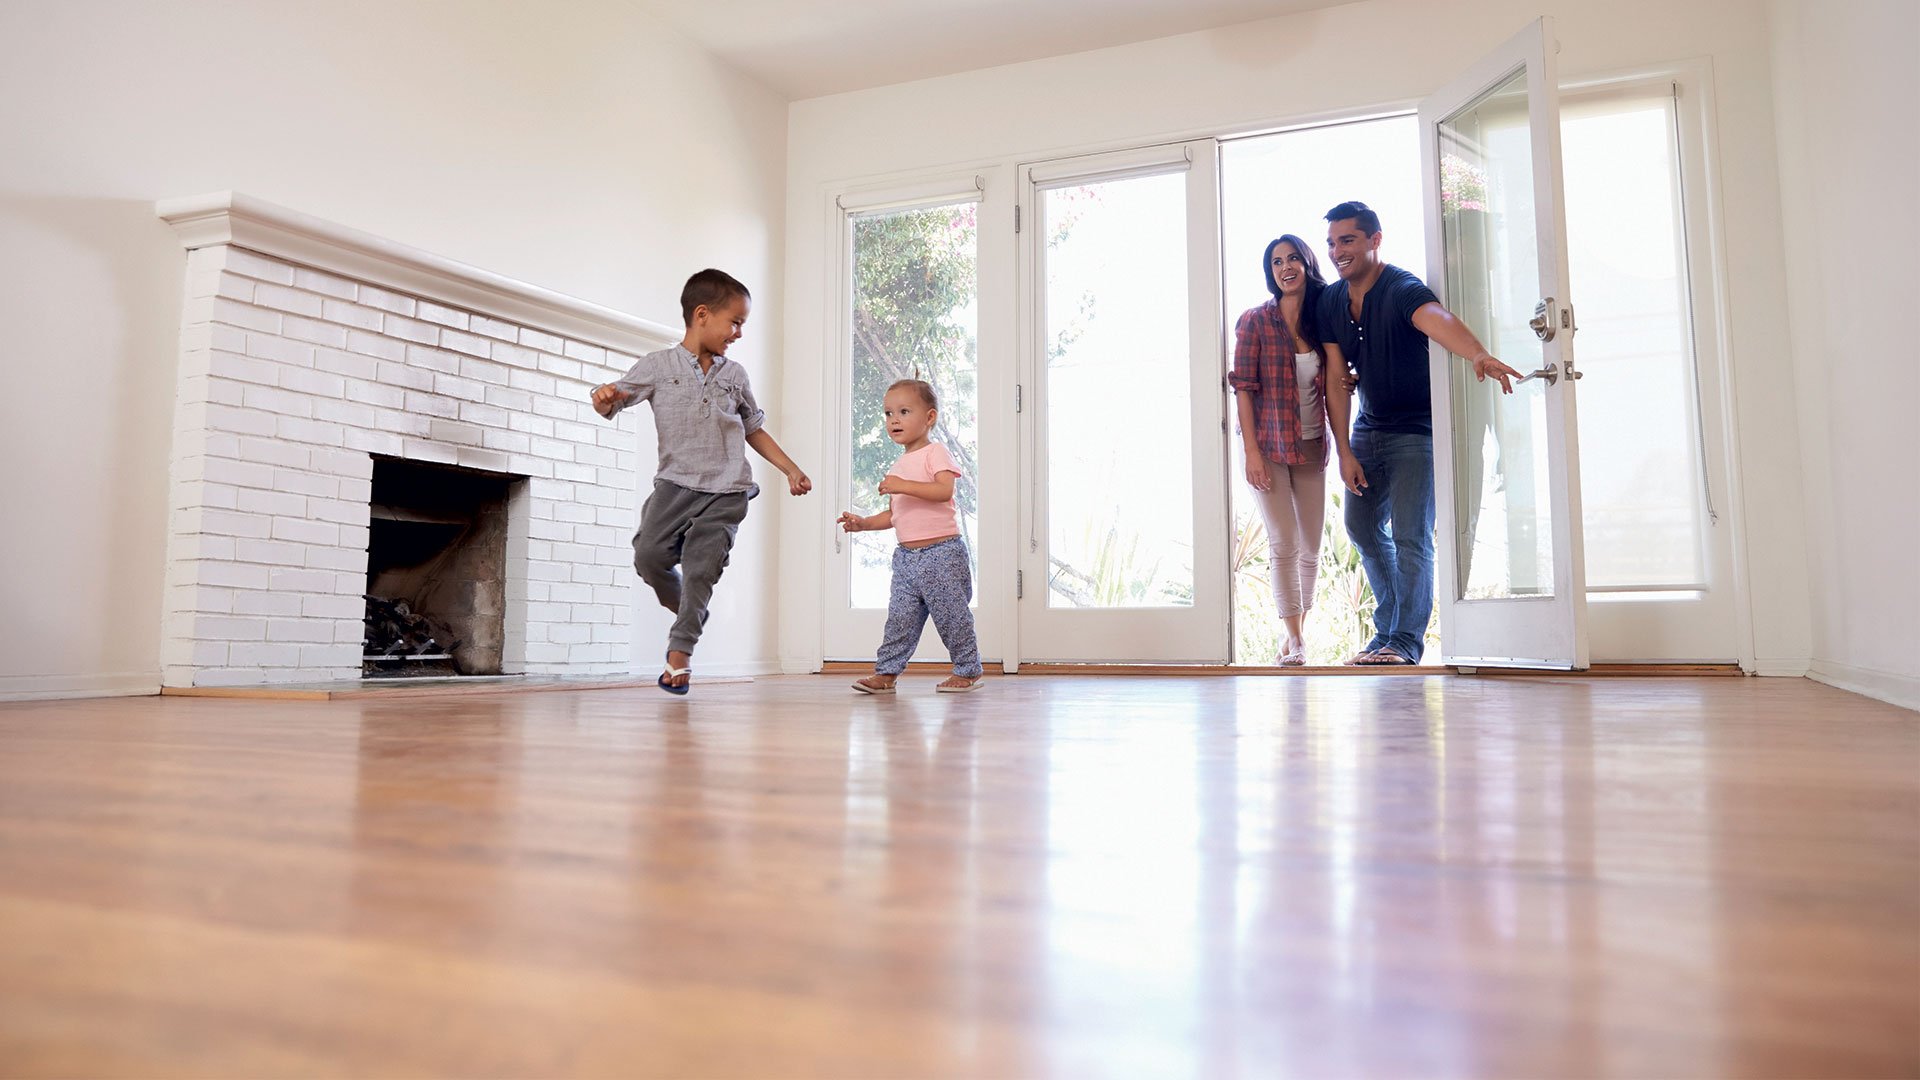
[362,457,519,677]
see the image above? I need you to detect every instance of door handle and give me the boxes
[1517,364,1559,386]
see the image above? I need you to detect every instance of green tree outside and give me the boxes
[848,204,981,598]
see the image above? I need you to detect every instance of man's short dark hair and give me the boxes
[680,269,750,324]
[1325,200,1382,237]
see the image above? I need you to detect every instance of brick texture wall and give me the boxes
[161,245,653,686]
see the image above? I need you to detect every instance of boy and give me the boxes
[591,269,811,694]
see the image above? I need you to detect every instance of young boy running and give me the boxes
[591,269,810,694]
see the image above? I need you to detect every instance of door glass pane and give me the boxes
[1042,171,1193,608]
[1440,69,1555,600]
[1562,94,1707,588]
[848,202,979,608]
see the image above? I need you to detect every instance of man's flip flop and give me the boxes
[658,666,691,695]
[852,677,896,695]
[1354,650,1416,666]
[935,678,983,693]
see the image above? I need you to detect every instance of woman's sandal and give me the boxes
[852,676,897,695]
[935,676,983,693]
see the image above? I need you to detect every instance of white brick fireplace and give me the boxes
[155,193,678,687]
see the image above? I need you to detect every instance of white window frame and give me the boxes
[1013,138,1230,666]
[820,170,1017,665]
[1558,61,1754,666]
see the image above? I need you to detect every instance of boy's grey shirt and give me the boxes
[606,344,766,496]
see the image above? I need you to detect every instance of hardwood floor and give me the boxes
[1,674,1914,1078]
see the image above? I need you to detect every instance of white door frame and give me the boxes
[1013,139,1230,665]
[1559,67,1752,667]
[822,173,1013,665]
[802,58,1757,675]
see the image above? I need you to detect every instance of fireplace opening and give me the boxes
[363,457,520,678]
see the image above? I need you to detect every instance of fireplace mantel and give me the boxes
[156,192,679,358]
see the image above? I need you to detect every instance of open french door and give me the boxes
[1421,17,1590,669]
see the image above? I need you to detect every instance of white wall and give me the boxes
[1769,0,1920,710]
[779,0,1816,676]
[0,0,790,697]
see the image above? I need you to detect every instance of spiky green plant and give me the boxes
[1234,489,1440,665]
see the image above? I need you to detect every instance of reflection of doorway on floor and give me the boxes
[1220,116,1439,665]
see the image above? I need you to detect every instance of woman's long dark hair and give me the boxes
[1261,234,1327,354]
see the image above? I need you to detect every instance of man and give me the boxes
[1318,201,1522,665]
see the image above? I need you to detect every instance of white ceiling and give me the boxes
[636,0,1356,100]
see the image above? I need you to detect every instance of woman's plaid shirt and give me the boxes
[1229,298,1329,467]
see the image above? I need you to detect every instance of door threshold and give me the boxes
[820,661,1430,677]
[819,661,1742,677]
[1013,663,1446,676]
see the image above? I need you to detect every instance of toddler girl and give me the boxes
[837,379,983,693]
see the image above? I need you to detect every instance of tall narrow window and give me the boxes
[1561,87,1709,590]
[848,202,980,607]
[1041,172,1195,608]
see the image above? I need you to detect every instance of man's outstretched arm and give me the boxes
[1411,302,1523,393]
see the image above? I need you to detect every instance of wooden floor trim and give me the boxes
[821,661,1743,677]
[159,663,1746,700]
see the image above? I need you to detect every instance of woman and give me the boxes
[1229,235,1331,666]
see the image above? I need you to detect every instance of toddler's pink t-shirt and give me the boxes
[887,443,962,543]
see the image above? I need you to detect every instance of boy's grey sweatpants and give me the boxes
[632,480,751,655]
[876,537,982,677]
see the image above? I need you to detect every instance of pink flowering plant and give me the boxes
[1441,153,1488,212]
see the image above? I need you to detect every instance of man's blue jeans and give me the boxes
[1343,430,1435,662]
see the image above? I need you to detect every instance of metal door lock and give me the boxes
[1530,297,1557,342]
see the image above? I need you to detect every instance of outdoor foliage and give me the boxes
[1232,489,1441,665]
[1440,152,1489,212]
[850,205,980,540]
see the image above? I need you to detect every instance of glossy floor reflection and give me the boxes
[1,675,1915,1077]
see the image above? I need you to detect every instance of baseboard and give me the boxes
[165,673,717,701]
[692,659,786,680]
[781,657,823,675]
[0,672,161,703]
[1750,658,1811,677]
[1808,660,1920,713]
